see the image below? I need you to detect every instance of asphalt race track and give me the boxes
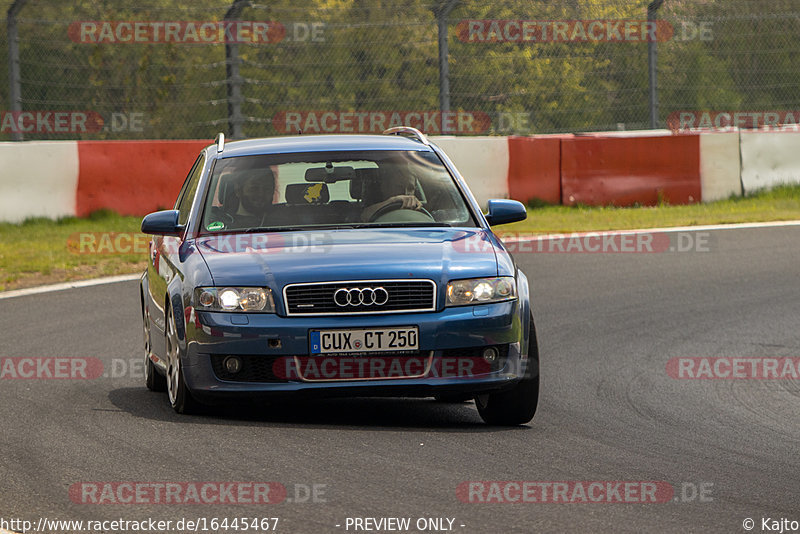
[1,225,799,533]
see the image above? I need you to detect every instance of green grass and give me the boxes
[504,184,800,234]
[0,210,146,291]
[1,185,799,291]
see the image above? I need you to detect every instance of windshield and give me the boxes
[199,150,477,234]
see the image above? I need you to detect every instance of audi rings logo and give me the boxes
[333,287,389,307]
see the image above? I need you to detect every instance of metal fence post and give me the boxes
[7,0,28,141]
[225,0,250,140]
[648,0,665,129]
[433,1,459,132]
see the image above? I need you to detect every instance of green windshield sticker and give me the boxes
[207,221,225,231]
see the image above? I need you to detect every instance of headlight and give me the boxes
[194,287,275,313]
[446,277,517,306]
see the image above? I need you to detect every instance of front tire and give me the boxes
[165,303,201,414]
[475,314,540,425]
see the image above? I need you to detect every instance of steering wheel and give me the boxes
[368,199,434,222]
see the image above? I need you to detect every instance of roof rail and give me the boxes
[215,132,225,153]
[382,126,430,146]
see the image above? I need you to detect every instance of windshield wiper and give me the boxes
[350,222,452,228]
[238,225,340,233]
[207,223,452,234]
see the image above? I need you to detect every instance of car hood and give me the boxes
[196,228,502,290]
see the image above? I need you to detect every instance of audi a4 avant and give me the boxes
[140,127,539,425]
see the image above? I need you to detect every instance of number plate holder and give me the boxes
[309,327,419,354]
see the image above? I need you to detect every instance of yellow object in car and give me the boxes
[304,183,324,203]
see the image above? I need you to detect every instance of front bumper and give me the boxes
[180,300,530,401]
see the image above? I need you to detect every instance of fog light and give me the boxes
[482,347,499,362]
[223,356,243,374]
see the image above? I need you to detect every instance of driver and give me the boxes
[361,171,422,222]
[231,167,275,228]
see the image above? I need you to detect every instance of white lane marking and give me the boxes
[501,219,800,242]
[0,273,141,300]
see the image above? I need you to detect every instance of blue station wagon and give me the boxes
[140,127,539,425]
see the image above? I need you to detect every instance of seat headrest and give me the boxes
[220,174,239,212]
[285,182,329,204]
[220,168,275,210]
[350,168,380,199]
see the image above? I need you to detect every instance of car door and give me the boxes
[146,152,206,357]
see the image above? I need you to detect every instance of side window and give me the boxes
[176,154,205,226]
[174,155,201,210]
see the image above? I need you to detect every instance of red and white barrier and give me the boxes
[507,130,744,206]
[0,141,79,223]
[740,131,800,193]
[0,140,206,223]
[507,135,563,205]
[430,136,510,208]
[560,133,701,206]
[76,140,207,216]
[699,132,742,201]
[0,131,793,223]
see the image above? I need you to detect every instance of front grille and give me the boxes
[283,279,436,315]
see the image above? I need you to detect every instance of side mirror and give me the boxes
[485,199,527,226]
[141,210,183,236]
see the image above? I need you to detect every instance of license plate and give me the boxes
[310,327,419,354]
